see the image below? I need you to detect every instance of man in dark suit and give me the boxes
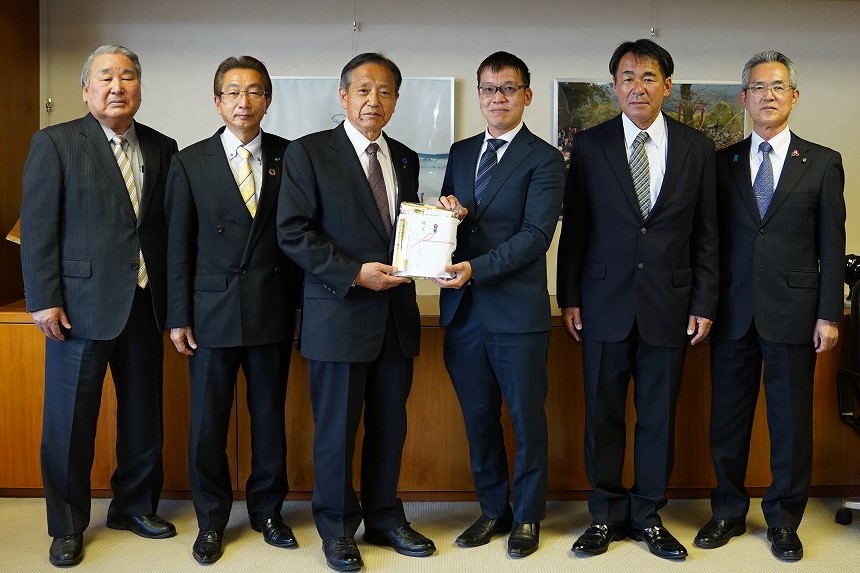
[165,56,302,565]
[693,51,845,562]
[20,45,178,567]
[434,51,564,558]
[277,53,435,572]
[556,39,718,561]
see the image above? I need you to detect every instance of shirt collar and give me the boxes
[221,128,263,160]
[621,112,666,152]
[343,119,392,160]
[750,126,791,161]
[100,121,139,148]
[484,121,524,145]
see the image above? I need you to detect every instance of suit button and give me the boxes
[240,269,247,276]
[130,262,139,270]
[640,227,648,235]
[637,262,645,270]
[216,225,224,233]
[471,227,478,234]
[757,229,765,236]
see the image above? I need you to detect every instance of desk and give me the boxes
[1,298,858,499]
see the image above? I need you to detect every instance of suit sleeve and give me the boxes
[688,139,719,320]
[277,140,362,299]
[20,130,64,313]
[556,137,590,309]
[468,147,565,284]
[816,149,846,322]
[164,152,198,328]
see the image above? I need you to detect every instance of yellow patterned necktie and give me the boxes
[236,146,257,217]
[112,135,148,288]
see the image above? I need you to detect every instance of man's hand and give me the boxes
[437,195,469,220]
[813,319,839,353]
[170,327,198,356]
[562,307,583,341]
[432,261,472,289]
[354,262,412,292]
[687,315,713,346]
[32,306,71,342]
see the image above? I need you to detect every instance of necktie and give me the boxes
[112,135,148,288]
[474,138,506,205]
[366,143,391,236]
[630,131,651,218]
[236,146,257,217]
[753,141,775,218]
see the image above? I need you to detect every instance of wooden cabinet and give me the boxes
[2,299,858,499]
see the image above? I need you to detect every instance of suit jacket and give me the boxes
[165,128,302,348]
[557,113,719,347]
[711,132,845,344]
[276,122,420,362]
[439,125,565,333]
[20,113,177,339]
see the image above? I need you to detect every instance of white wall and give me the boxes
[40,0,860,295]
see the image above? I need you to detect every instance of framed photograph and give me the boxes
[263,77,454,199]
[553,79,745,170]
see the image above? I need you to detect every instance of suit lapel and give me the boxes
[136,122,161,223]
[728,138,759,222]
[454,134,483,219]
[652,117,691,218]
[329,123,390,242]
[600,115,643,218]
[762,132,809,224]
[201,129,255,234]
[80,114,138,222]
[473,126,535,220]
[242,131,282,262]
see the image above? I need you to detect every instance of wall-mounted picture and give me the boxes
[263,77,454,199]
[553,79,745,170]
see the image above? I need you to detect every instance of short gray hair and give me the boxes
[741,50,797,89]
[80,45,142,87]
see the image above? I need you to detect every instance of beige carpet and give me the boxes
[1,497,858,572]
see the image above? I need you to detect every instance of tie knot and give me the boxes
[486,138,505,152]
[635,131,649,145]
[366,142,380,156]
[759,141,773,155]
[236,146,251,159]
[113,135,127,149]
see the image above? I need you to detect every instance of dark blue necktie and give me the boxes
[753,141,774,218]
[474,138,506,205]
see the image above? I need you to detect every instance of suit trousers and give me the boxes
[188,342,290,531]
[307,312,413,541]
[709,322,816,529]
[443,293,549,523]
[41,286,164,537]
[581,325,686,529]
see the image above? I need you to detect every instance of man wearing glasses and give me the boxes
[435,51,565,558]
[165,55,302,564]
[694,51,845,562]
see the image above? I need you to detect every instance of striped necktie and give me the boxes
[366,143,392,236]
[630,131,651,218]
[753,141,775,219]
[236,146,257,217]
[475,138,505,205]
[112,135,148,288]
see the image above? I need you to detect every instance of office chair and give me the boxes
[835,255,860,525]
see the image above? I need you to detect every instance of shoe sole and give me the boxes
[508,546,538,558]
[106,519,176,539]
[192,551,223,565]
[49,555,83,567]
[362,536,435,557]
[325,559,364,572]
[693,529,745,550]
[571,545,608,557]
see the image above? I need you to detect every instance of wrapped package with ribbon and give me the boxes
[392,202,460,279]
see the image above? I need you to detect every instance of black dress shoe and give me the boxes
[571,523,627,556]
[455,508,514,548]
[192,530,224,564]
[251,517,297,548]
[694,518,746,549]
[507,522,539,558]
[106,504,176,539]
[49,534,83,567]
[767,527,803,561]
[629,525,688,560]
[323,537,363,572]
[363,524,435,557]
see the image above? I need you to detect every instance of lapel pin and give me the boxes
[401,157,408,168]
[791,149,799,157]
[732,154,738,163]
[268,168,276,176]
[802,157,807,163]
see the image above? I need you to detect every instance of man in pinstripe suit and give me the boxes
[694,51,846,562]
[20,45,178,567]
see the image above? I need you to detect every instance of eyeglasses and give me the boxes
[477,84,528,97]
[219,89,268,101]
[744,83,795,98]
